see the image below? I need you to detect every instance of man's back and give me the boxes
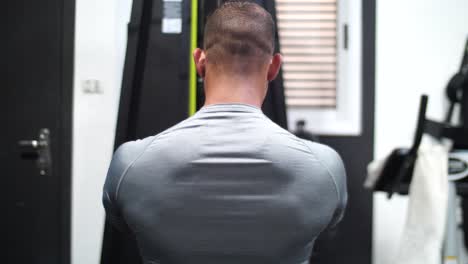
[103,104,347,264]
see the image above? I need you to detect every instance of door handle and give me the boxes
[18,128,52,175]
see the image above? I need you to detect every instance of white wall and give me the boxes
[374,0,468,263]
[72,0,132,263]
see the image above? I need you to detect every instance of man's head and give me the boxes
[193,1,282,84]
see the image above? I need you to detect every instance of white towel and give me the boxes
[395,136,449,264]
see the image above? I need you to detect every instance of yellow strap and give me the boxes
[189,0,198,116]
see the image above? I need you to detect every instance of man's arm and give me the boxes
[102,143,134,233]
[102,137,154,233]
[305,142,348,228]
[322,146,347,228]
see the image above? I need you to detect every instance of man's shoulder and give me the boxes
[300,140,345,176]
[265,124,339,162]
[266,132,344,177]
[112,117,198,167]
[301,140,342,164]
[111,136,156,173]
[103,136,156,204]
[118,116,197,150]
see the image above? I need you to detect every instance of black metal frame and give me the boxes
[374,37,468,195]
[383,96,468,196]
[113,0,154,146]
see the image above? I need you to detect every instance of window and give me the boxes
[277,0,338,108]
[277,0,362,135]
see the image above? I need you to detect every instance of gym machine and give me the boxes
[100,1,287,263]
[371,37,468,264]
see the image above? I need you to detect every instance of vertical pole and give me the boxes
[189,0,198,116]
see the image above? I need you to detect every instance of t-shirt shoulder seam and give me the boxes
[113,116,197,201]
[114,136,158,202]
[302,141,341,203]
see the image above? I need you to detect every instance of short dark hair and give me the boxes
[203,1,275,72]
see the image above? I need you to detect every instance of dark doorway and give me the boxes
[3,1,74,263]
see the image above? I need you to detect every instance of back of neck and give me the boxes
[203,74,267,108]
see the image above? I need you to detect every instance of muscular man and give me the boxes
[103,2,347,263]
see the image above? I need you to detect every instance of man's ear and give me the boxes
[193,48,206,78]
[267,53,282,82]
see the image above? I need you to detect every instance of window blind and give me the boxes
[276,0,338,108]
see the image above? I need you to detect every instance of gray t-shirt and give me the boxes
[103,104,347,264]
